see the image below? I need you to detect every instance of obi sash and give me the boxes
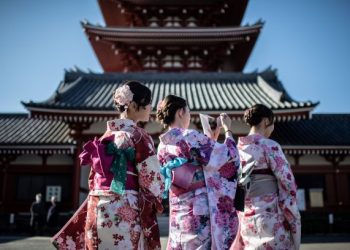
[161,157,206,198]
[246,174,278,198]
[79,135,139,194]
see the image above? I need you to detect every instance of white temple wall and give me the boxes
[299,155,331,166]
[83,121,105,134]
[231,120,250,135]
[11,155,42,165]
[47,155,74,165]
[340,155,350,166]
[144,121,164,134]
[80,166,90,189]
[285,155,295,165]
[79,165,91,205]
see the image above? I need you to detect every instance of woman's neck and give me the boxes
[249,126,265,137]
[168,120,185,130]
[120,113,138,123]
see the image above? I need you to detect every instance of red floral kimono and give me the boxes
[52,119,164,250]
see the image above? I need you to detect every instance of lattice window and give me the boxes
[143,56,158,69]
[162,55,183,68]
[188,56,202,69]
[148,16,159,27]
[147,16,197,27]
[186,17,197,27]
[164,16,181,27]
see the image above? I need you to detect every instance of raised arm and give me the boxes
[186,129,240,174]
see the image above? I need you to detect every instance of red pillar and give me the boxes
[69,122,91,209]
[0,165,8,212]
[0,156,16,212]
[72,141,82,209]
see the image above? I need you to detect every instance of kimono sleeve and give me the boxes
[266,141,301,249]
[79,140,98,190]
[187,129,240,173]
[134,132,164,249]
[79,140,94,167]
[135,132,165,207]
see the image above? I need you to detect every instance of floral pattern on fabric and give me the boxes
[158,128,240,250]
[231,134,301,250]
[51,199,88,250]
[52,119,164,250]
[88,192,142,249]
[168,189,211,250]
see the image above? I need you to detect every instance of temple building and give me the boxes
[1,0,349,233]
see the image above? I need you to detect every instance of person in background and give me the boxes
[47,196,59,230]
[30,193,46,235]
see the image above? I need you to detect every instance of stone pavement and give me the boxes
[1,217,349,250]
[0,236,350,250]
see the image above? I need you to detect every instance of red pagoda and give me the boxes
[1,0,349,234]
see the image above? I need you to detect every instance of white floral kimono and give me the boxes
[231,134,301,250]
[158,128,240,250]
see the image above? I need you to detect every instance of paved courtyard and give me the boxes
[1,217,349,249]
[0,236,350,250]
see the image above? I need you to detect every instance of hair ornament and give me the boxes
[114,85,134,110]
[157,99,165,112]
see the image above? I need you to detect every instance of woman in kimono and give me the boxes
[156,95,240,250]
[52,81,164,250]
[231,104,301,250]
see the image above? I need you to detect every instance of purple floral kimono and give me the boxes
[158,128,240,250]
[231,134,301,250]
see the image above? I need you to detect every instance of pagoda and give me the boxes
[0,0,349,234]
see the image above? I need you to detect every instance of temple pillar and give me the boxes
[325,155,347,209]
[0,155,16,212]
[69,122,91,209]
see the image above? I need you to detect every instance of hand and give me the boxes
[216,116,222,129]
[220,113,232,132]
[208,116,222,141]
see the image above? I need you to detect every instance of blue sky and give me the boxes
[0,0,349,113]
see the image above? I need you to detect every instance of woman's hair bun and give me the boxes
[156,95,187,126]
[113,80,151,112]
[243,104,274,127]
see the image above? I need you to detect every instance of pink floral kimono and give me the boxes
[231,134,301,250]
[52,119,164,250]
[158,128,240,250]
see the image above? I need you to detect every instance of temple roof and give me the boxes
[0,114,75,155]
[82,22,262,44]
[98,0,249,27]
[0,113,348,155]
[271,114,350,155]
[119,0,235,5]
[22,69,317,122]
[83,22,262,72]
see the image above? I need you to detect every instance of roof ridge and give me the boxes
[82,21,263,33]
[0,113,29,118]
[62,70,279,80]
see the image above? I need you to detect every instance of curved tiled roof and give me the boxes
[273,114,350,146]
[272,114,350,155]
[120,0,229,5]
[82,22,262,44]
[0,114,75,154]
[0,113,348,155]
[22,70,317,122]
